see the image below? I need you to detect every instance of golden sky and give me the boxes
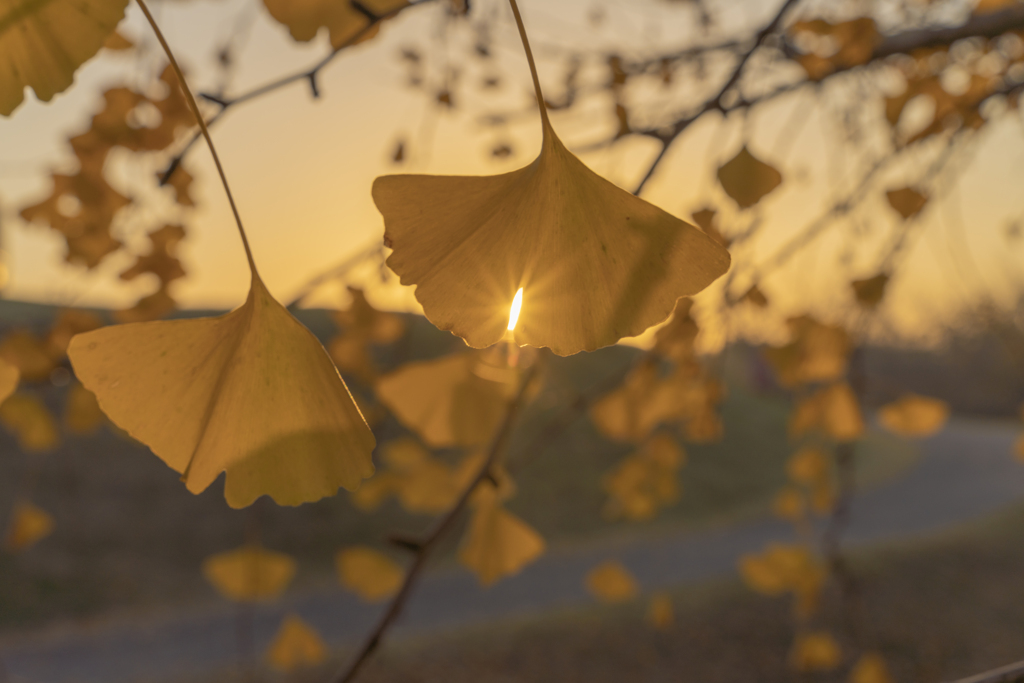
[1,0,1021,348]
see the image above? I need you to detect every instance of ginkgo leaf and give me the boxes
[851,273,889,308]
[790,631,842,672]
[886,187,928,220]
[586,560,639,602]
[459,489,545,586]
[4,502,54,551]
[789,383,864,442]
[850,653,894,683]
[202,545,296,602]
[64,382,105,434]
[263,0,409,49]
[772,488,805,521]
[647,592,674,630]
[717,146,783,209]
[0,359,18,404]
[878,394,949,437]
[266,614,327,671]
[739,544,824,598]
[0,331,55,381]
[335,546,404,601]
[374,126,729,356]
[0,0,130,116]
[376,351,517,448]
[68,274,375,508]
[0,393,59,452]
[787,447,830,485]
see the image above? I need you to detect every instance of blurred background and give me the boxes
[1,0,1024,681]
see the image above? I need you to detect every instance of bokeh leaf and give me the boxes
[459,487,545,586]
[0,0,130,116]
[68,274,375,508]
[886,187,928,220]
[335,546,404,601]
[0,393,59,452]
[646,592,674,630]
[266,614,327,671]
[851,273,890,308]
[850,653,895,683]
[878,394,949,437]
[202,545,296,602]
[717,146,783,209]
[585,560,639,603]
[790,631,842,672]
[4,502,54,552]
[64,382,105,434]
[263,0,408,49]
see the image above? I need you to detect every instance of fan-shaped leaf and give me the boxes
[266,614,327,672]
[878,394,949,437]
[335,546,404,601]
[459,488,545,586]
[202,545,296,602]
[0,0,129,116]
[585,560,638,602]
[68,274,375,508]
[717,146,783,209]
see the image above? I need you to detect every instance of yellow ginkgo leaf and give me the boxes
[772,488,806,521]
[4,502,54,552]
[373,10,729,356]
[787,447,830,485]
[717,146,784,209]
[335,546,404,602]
[459,490,545,586]
[886,187,928,220]
[764,316,850,388]
[850,653,894,683]
[0,393,58,452]
[64,382,105,434]
[376,351,517,448]
[646,592,674,630]
[266,614,327,672]
[789,383,864,443]
[0,359,17,404]
[202,545,296,602]
[790,631,842,672]
[0,0,129,116]
[586,560,639,602]
[263,0,409,49]
[739,544,824,598]
[878,394,949,437]
[68,275,375,508]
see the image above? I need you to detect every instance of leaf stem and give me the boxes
[329,357,542,683]
[136,0,257,274]
[507,0,552,137]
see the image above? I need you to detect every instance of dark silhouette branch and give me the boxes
[330,356,542,683]
[947,659,1024,683]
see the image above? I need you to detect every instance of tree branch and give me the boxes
[330,355,542,683]
[947,660,1024,683]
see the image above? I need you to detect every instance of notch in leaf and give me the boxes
[372,0,730,356]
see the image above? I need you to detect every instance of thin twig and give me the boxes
[947,660,1024,683]
[633,0,803,195]
[158,0,439,185]
[330,357,542,683]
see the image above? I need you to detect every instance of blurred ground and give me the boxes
[0,417,1020,682]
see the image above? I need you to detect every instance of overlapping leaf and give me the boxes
[69,273,376,508]
[0,0,129,116]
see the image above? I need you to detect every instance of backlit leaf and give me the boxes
[603,433,684,521]
[886,187,928,220]
[0,393,58,451]
[790,631,842,672]
[717,146,783,209]
[878,394,949,437]
[764,316,850,387]
[851,273,889,308]
[263,0,409,50]
[68,274,375,508]
[789,383,864,442]
[202,545,296,602]
[376,351,517,448]
[4,502,54,552]
[0,0,130,116]
[335,546,404,601]
[586,560,639,602]
[459,488,545,586]
[374,121,730,356]
[266,614,327,671]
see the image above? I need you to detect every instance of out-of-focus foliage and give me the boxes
[202,545,296,602]
[585,560,639,603]
[266,614,328,671]
[336,546,404,601]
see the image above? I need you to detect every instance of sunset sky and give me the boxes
[1,0,1021,348]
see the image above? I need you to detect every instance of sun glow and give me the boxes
[507,288,524,331]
